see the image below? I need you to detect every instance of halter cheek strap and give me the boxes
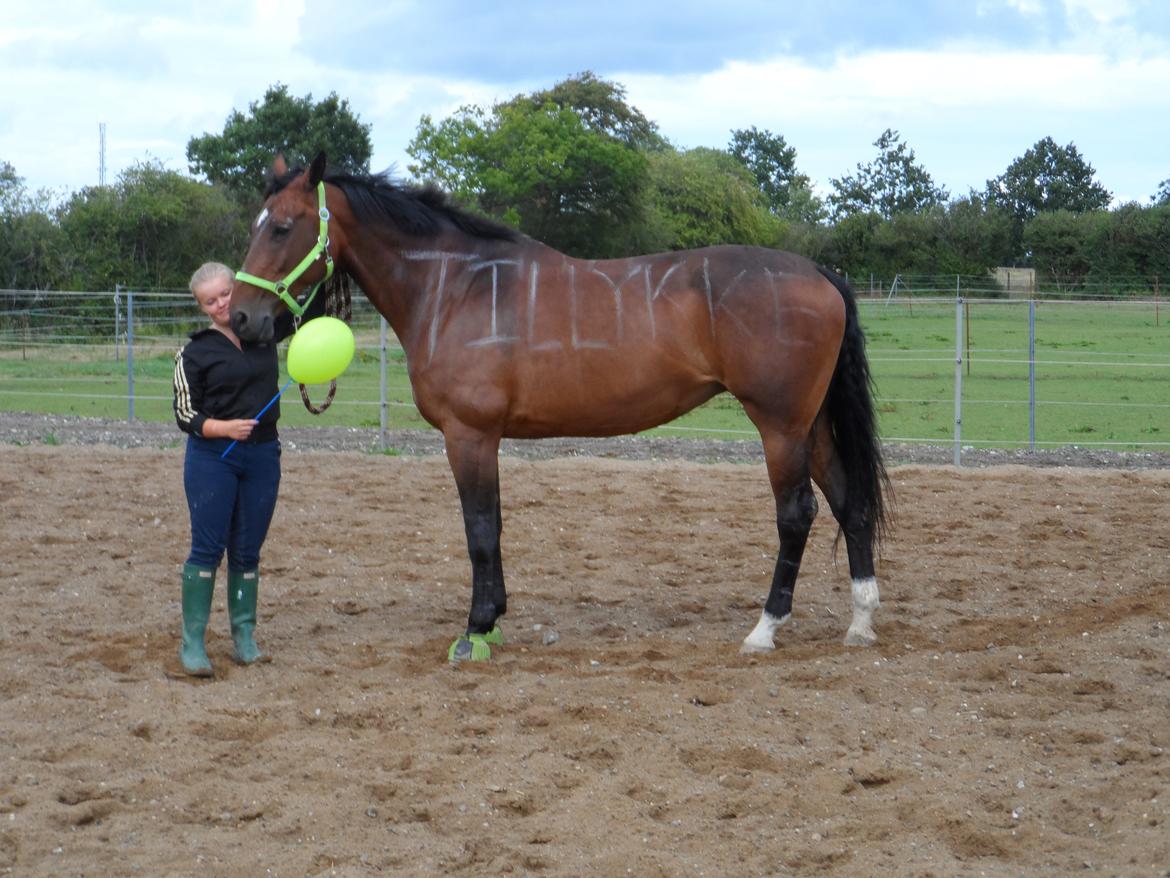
[235,182,334,318]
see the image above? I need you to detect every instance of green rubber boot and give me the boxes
[227,569,266,665]
[180,564,215,676]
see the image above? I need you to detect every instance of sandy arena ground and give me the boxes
[1,438,1168,876]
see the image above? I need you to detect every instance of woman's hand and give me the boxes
[203,418,259,440]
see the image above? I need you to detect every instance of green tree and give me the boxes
[828,129,948,221]
[0,160,20,207]
[822,211,881,276]
[1140,203,1170,284]
[642,147,782,251]
[406,106,488,201]
[1079,202,1170,291]
[187,83,372,195]
[489,99,649,256]
[823,210,941,280]
[1136,203,1170,283]
[934,196,1015,275]
[873,211,942,278]
[521,71,667,152]
[57,161,248,290]
[820,197,1013,281]
[1022,209,1096,291]
[0,162,65,290]
[408,73,653,258]
[985,137,1111,227]
[773,219,831,264]
[1152,178,1170,205]
[728,127,825,224]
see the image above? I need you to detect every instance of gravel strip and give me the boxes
[3,411,1169,468]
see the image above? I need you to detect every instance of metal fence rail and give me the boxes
[2,288,1168,464]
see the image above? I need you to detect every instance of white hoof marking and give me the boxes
[844,626,878,647]
[741,611,789,654]
[845,576,880,647]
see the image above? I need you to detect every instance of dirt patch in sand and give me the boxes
[1,438,1168,875]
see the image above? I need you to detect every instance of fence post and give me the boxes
[114,285,121,363]
[965,299,971,377]
[1028,299,1036,452]
[953,297,964,466]
[126,289,135,422]
[379,316,388,452]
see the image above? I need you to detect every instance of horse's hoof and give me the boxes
[483,625,504,646]
[448,634,493,662]
[844,626,877,647]
[739,639,774,655]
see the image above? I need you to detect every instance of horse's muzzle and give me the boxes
[231,309,273,343]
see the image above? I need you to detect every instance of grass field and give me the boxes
[2,298,1168,450]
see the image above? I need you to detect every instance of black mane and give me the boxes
[268,167,520,243]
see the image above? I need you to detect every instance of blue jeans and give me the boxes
[184,435,281,571]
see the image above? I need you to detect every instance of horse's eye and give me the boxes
[271,220,294,237]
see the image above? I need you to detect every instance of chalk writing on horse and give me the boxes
[231,154,890,662]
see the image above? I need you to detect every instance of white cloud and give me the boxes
[1063,0,1132,25]
[618,44,1170,201]
[1000,0,1047,15]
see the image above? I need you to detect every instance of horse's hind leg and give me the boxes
[810,415,880,646]
[741,431,817,654]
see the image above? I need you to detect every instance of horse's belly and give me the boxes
[503,358,721,438]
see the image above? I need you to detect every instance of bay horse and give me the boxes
[230,153,890,661]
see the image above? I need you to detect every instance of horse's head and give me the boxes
[232,152,334,342]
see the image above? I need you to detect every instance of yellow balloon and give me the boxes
[286,317,355,384]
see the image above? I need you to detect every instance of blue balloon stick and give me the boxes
[220,378,294,459]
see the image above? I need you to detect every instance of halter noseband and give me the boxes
[235,181,334,319]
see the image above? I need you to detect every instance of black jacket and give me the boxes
[173,330,283,442]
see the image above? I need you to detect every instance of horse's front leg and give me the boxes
[444,427,506,661]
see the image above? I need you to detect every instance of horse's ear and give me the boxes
[272,154,288,177]
[308,152,327,187]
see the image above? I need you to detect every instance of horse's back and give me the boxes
[417,241,848,440]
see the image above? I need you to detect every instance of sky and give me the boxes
[2,0,1169,206]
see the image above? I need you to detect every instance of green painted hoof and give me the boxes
[448,633,493,662]
[447,626,503,662]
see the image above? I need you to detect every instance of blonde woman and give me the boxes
[172,262,289,675]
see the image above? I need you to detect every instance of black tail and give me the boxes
[816,266,892,544]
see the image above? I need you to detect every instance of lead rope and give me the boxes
[298,272,353,414]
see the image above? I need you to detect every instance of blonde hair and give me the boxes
[188,261,234,295]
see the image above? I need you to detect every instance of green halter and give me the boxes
[235,181,334,318]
